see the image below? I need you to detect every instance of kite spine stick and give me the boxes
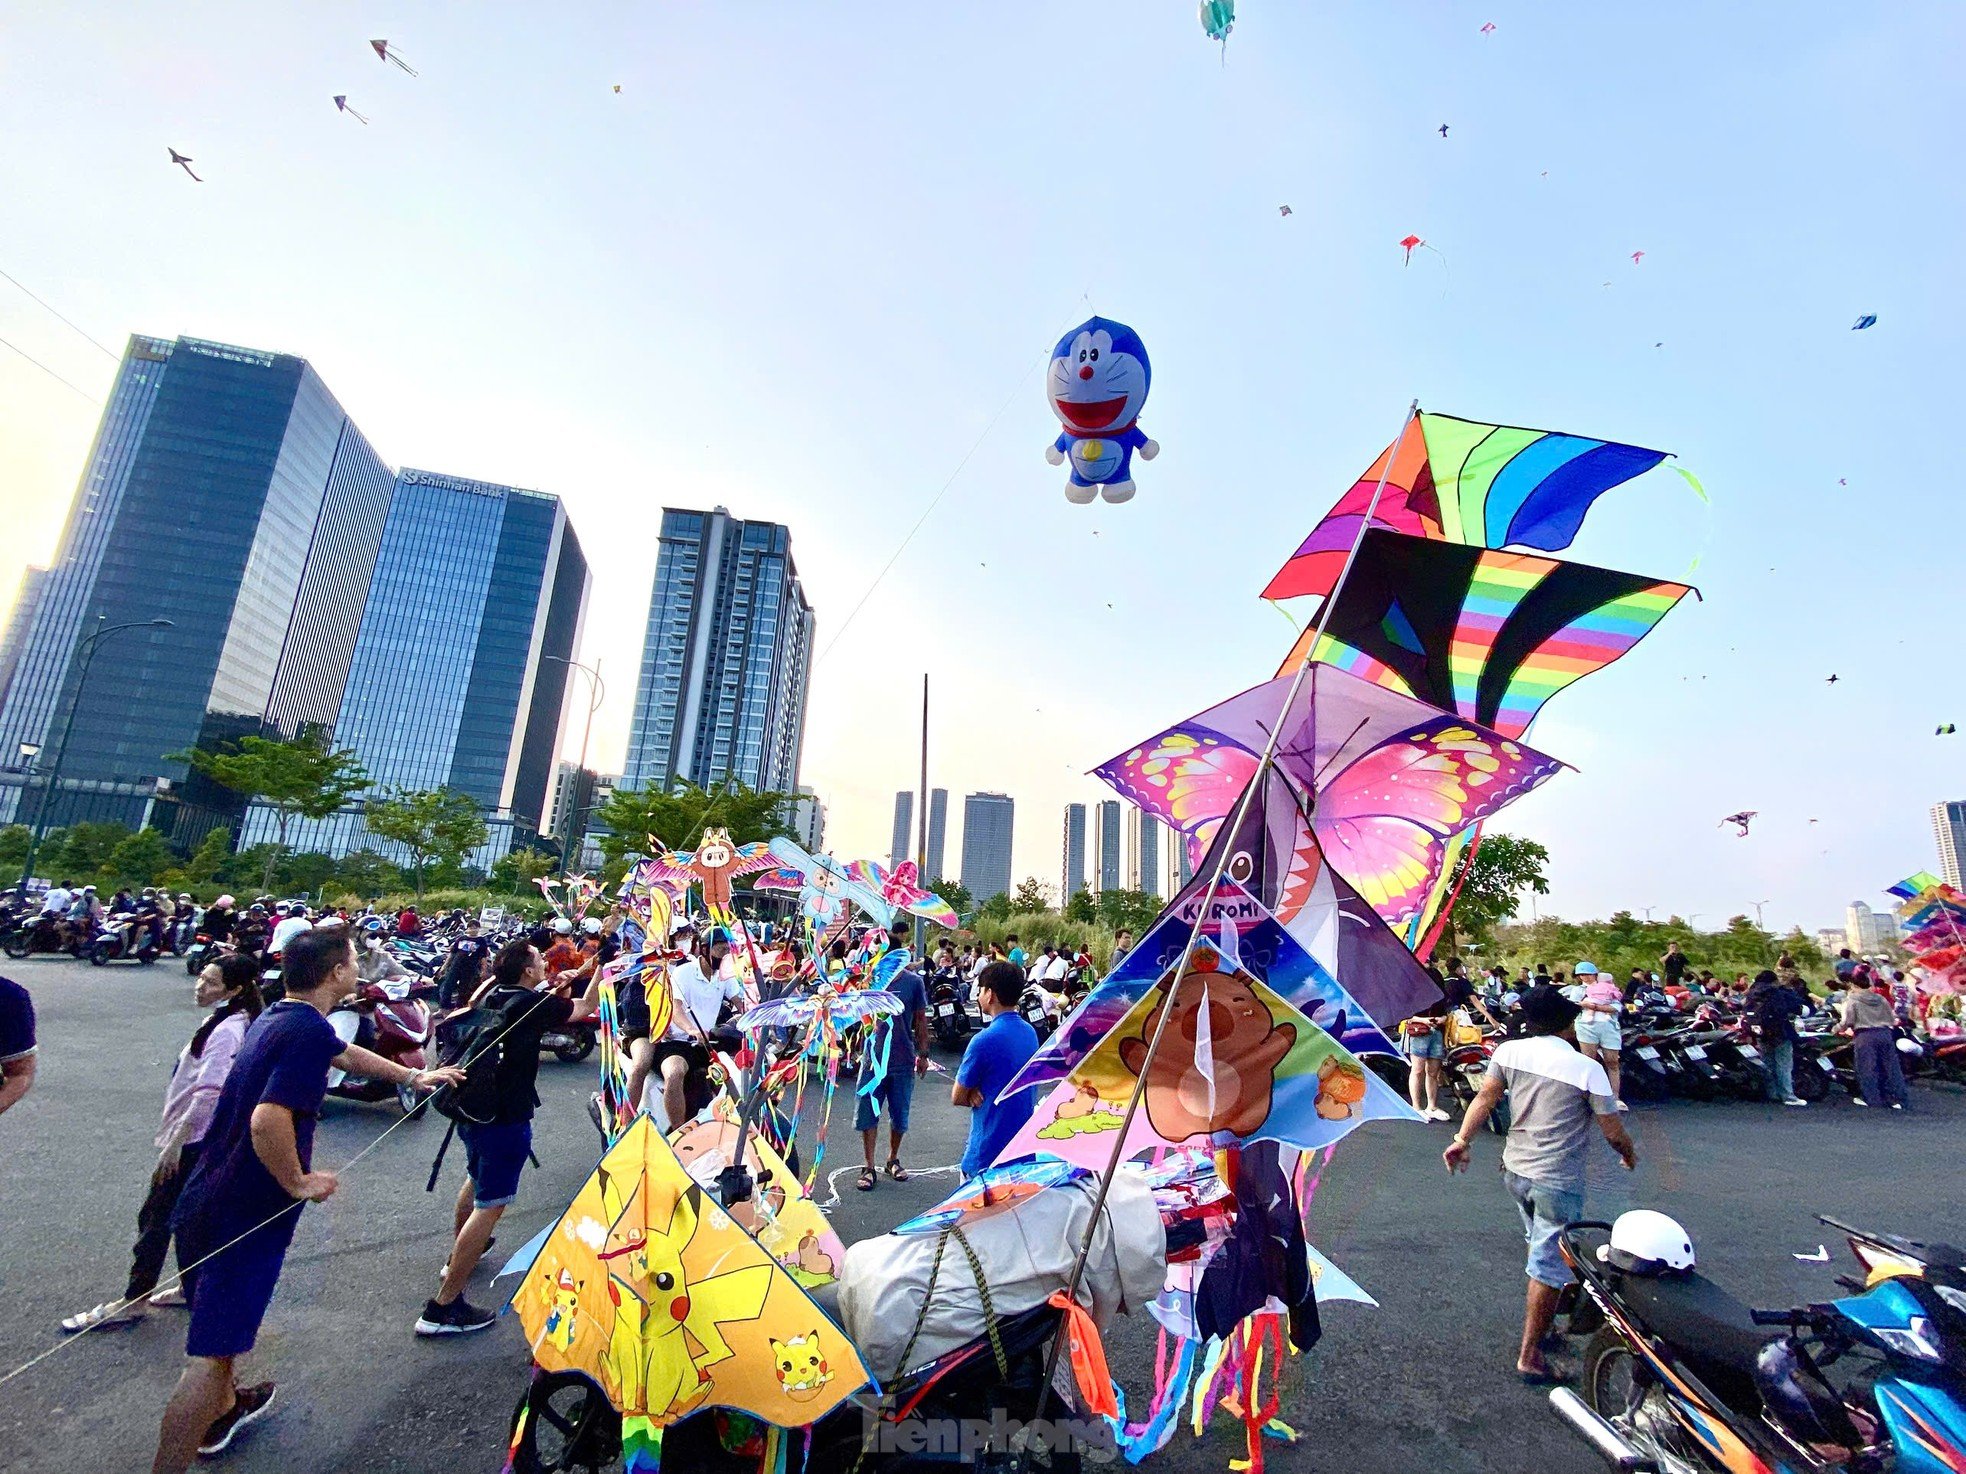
[1033,398,1421,1417]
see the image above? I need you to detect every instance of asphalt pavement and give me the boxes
[1,953,1960,1473]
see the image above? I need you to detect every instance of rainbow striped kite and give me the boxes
[1275,530,1694,739]
[1262,411,1670,601]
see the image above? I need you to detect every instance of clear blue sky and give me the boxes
[0,3,1958,934]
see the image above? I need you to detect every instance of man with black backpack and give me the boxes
[415,937,599,1337]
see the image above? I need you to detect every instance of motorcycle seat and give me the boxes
[1618,1271,1777,1412]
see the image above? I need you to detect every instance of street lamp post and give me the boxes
[16,615,173,891]
[544,656,604,877]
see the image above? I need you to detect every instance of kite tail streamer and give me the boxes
[500,1402,529,1474]
[622,1416,663,1473]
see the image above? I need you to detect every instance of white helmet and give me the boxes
[581,916,603,935]
[552,917,574,935]
[1598,1210,1695,1276]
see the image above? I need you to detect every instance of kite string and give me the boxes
[0,266,121,359]
[0,331,103,405]
[815,348,1045,666]
[1033,398,1422,1413]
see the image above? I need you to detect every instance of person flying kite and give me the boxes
[167,148,201,182]
[332,95,369,124]
[1720,811,1757,837]
[370,39,417,74]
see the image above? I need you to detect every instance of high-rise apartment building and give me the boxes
[889,790,914,869]
[1062,802,1088,901]
[1095,800,1123,893]
[1137,811,1163,898]
[0,335,393,839]
[622,508,813,796]
[961,792,1015,903]
[1933,801,1966,890]
[925,788,948,881]
[791,784,826,852]
[1844,900,1896,955]
[241,470,588,864]
[546,764,619,846]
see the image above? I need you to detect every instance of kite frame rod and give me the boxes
[1031,397,1422,1418]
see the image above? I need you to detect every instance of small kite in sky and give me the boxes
[1631,250,1645,264]
[1480,21,1497,34]
[332,95,369,124]
[1939,724,1958,736]
[1199,0,1235,54]
[613,84,622,93]
[1720,811,1757,837]
[370,39,417,74]
[1279,204,1292,217]
[1438,124,1450,137]
[1400,234,1437,265]
[1852,313,1877,330]
[1826,673,1840,684]
[168,148,201,182]
[1839,477,1848,486]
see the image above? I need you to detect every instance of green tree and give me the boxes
[277,851,338,897]
[593,781,792,879]
[224,843,283,893]
[1094,887,1163,935]
[335,848,402,897]
[977,891,1013,921]
[109,828,174,886]
[0,824,28,874]
[1441,833,1551,949]
[926,877,974,920]
[43,821,134,881]
[1064,886,1097,924]
[1011,876,1054,913]
[489,846,557,895]
[173,732,368,893]
[365,788,489,899]
[182,825,233,884]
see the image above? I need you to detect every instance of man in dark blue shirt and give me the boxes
[952,962,1040,1178]
[856,923,930,1192]
[152,926,459,1471]
[0,974,36,1118]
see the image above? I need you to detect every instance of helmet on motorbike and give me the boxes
[1598,1210,1696,1276]
[176,893,191,902]
[581,916,603,935]
[361,916,386,933]
[552,917,574,934]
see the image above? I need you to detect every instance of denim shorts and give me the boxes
[854,1064,915,1133]
[1575,1012,1623,1051]
[460,1119,532,1209]
[1505,1170,1584,1288]
[1401,1027,1444,1060]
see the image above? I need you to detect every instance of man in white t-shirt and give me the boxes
[1444,984,1636,1384]
[39,883,73,918]
[268,904,312,957]
[1040,946,1070,988]
[650,930,742,1128]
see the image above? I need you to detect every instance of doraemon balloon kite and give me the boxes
[1045,316,1159,504]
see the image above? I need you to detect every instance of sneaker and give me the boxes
[415,1297,496,1336]
[198,1382,275,1457]
[1783,1097,1808,1107]
[1615,1100,1630,1113]
[1853,1098,1869,1107]
[1425,1106,1452,1122]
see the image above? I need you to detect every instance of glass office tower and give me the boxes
[960,791,1015,904]
[0,336,392,838]
[244,470,588,866]
[623,508,814,795]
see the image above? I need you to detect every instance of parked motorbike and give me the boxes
[1551,1218,1966,1474]
[1018,985,1059,1044]
[89,910,162,966]
[325,977,435,1114]
[1442,1035,1511,1134]
[928,968,977,1046]
[538,1016,596,1064]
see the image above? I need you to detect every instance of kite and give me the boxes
[1631,251,1645,264]
[1940,724,1958,736]
[1278,205,1292,217]
[1199,0,1235,50]
[1272,529,1696,738]
[168,148,201,182]
[733,985,902,1034]
[1399,234,1433,265]
[668,1105,847,1287]
[1852,314,1877,331]
[1438,124,1449,137]
[763,836,893,928]
[994,937,1421,1175]
[1827,674,1840,684]
[1887,872,1944,901]
[684,828,775,917]
[332,95,369,124]
[508,1117,870,1469]
[613,84,623,94]
[890,1158,1087,1236]
[370,39,417,74]
[1094,663,1566,929]
[1045,315,1158,505]
[1259,410,1671,601]
[1480,21,1496,33]
[845,858,959,928]
[1720,811,1756,837]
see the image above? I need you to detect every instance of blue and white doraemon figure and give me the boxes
[1045,316,1159,505]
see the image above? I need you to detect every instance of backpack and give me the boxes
[432,986,544,1126]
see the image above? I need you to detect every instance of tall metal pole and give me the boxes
[914,673,929,953]
[18,615,172,892]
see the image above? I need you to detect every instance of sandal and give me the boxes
[884,1159,910,1183]
[60,1302,144,1334]
[148,1286,188,1309]
[856,1168,878,1192]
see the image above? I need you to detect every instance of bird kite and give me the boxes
[1438,124,1450,137]
[332,95,369,124]
[1631,251,1645,264]
[1939,724,1958,737]
[370,39,417,74]
[1852,314,1877,331]
[168,148,201,182]
[1827,674,1840,684]
[1278,204,1292,217]
[1720,811,1757,837]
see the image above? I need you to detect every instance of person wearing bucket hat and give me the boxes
[1568,961,1627,1109]
[1444,984,1636,1383]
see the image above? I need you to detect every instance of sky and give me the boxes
[0,2,1960,936]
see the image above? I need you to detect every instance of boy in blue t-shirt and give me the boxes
[952,961,1041,1178]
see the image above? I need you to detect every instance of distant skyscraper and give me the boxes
[0,335,393,839]
[1062,803,1088,901]
[243,469,587,863]
[1095,800,1122,892]
[547,764,619,846]
[1933,801,1966,890]
[792,784,826,852]
[961,792,1015,903]
[1138,811,1162,898]
[622,508,813,796]
[1844,900,1895,955]
[0,566,47,718]
[890,790,914,869]
[1176,840,1193,886]
[926,788,948,881]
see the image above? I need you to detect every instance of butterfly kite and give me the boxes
[1720,811,1757,837]
[845,858,960,928]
